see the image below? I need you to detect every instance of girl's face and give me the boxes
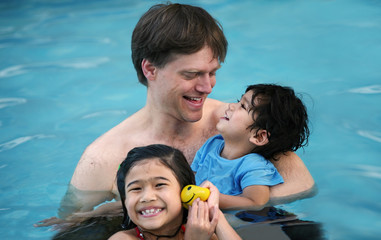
[216,90,255,141]
[125,158,183,234]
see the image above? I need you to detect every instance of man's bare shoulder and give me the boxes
[71,112,145,190]
[83,110,146,158]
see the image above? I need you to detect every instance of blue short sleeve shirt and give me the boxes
[191,135,284,196]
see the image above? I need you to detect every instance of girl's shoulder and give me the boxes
[108,229,138,240]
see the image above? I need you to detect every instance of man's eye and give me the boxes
[183,72,198,79]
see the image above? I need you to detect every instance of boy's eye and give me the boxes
[237,99,247,110]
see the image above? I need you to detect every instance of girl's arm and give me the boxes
[214,208,242,240]
[219,185,270,210]
[200,181,242,240]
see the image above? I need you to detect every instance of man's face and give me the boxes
[149,46,220,122]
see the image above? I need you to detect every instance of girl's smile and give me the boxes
[139,207,163,217]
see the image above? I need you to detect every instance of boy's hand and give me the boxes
[200,180,220,208]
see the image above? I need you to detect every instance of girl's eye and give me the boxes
[128,187,141,192]
[156,183,167,188]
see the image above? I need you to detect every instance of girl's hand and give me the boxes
[185,198,219,240]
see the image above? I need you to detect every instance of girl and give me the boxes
[109,144,241,240]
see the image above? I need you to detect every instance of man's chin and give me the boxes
[183,112,203,123]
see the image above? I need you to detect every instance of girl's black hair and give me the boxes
[116,144,195,229]
[245,84,310,160]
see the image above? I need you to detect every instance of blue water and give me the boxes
[1,0,381,239]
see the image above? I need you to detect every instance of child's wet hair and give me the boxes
[245,84,310,160]
[117,144,195,229]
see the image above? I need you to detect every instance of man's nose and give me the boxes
[195,74,215,94]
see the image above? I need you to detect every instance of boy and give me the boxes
[192,84,310,209]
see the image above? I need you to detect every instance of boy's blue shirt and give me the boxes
[191,134,284,195]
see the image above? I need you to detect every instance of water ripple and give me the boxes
[350,164,381,180]
[0,36,111,48]
[348,85,381,94]
[0,57,110,78]
[0,98,27,109]
[0,134,55,153]
[81,110,127,119]
[357,130,381,143]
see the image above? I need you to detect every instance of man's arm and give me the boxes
[59,143,119,218]
[57,183,116,219]
[269,152,316,204]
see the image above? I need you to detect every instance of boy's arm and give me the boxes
[219,185,270,210]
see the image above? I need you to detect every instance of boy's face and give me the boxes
[124,159,183,234]
[216,90,256,141]
[148,46,220,123]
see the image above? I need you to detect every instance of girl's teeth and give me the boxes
[142,209,162,215]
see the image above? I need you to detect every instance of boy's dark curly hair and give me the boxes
[246,84,310,160]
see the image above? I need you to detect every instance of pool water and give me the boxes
[1,0,381,239]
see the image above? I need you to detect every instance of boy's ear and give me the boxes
[141,59,157,81]
[249,129,269,146]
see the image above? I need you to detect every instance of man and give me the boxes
[38,3,314,224]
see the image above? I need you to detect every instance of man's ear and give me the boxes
[249,129,269,146]
[141,59,156,81]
